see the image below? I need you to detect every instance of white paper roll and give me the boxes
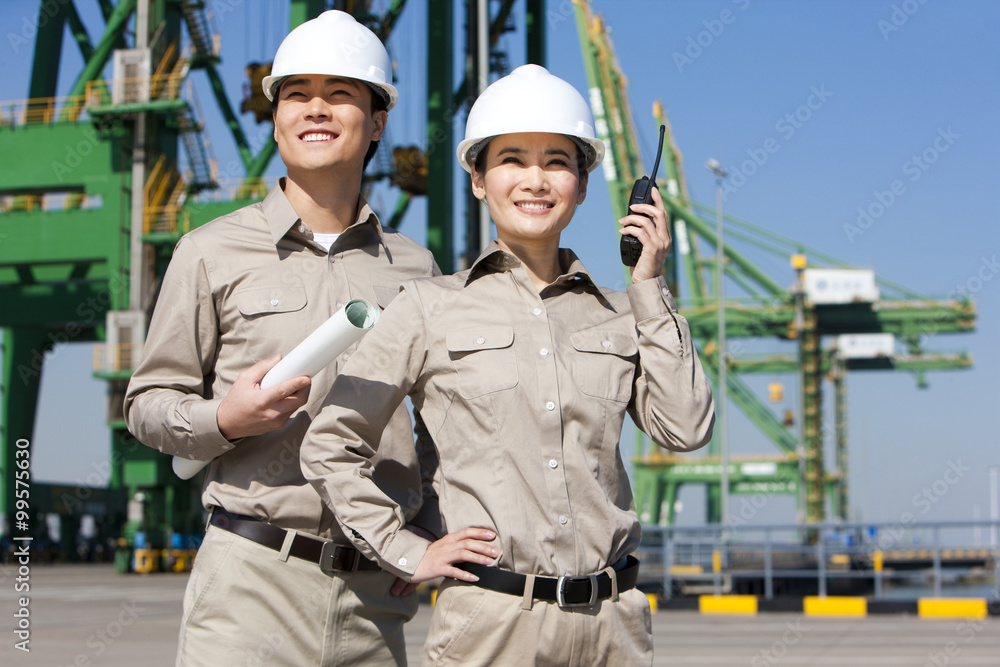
[171,299,380,479]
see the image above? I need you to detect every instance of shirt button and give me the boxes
[270,298,279,307]
[558,515,568,525]
[539,348,549,357]
[342,353,349,361]
[601,340,611,350]
[548,459,558,469]
[545,401,555,411]
[662,287,670,297]
[476,336,485,345]
[336,301,343,309]
[532,308,542,316]
[398,557,407,567]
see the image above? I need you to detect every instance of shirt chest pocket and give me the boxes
[373,284,401,310]
[233,285,309,360]
[569,329,638,403]
[446,327,518,399]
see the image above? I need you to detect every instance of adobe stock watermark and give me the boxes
[843,126,958,244]
[672,0,752,74]
[544,0,582,30]
[750,620,809,667]
[861,459,970,555]
[55,600,146,667]
[6,0,72,55]
[945,254,998,302]
[51,112,130,181]
[923,600,998,667]
[721,85,834,200]
[878,0,930,41]
[212,0,247,22]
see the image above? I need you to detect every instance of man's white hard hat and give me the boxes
[262,10,398,111]
[456,64,605,174]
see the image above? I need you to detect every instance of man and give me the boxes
[125,11,439,666]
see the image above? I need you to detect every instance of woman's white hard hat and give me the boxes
[262,10,398,111]
[456,64,605,174]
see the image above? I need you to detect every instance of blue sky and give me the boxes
[3,0,998,531]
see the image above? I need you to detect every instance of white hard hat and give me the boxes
[262,10,398,111]
[456,64,605,174]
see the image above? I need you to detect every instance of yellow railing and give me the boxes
[144,155,168,207]
[142,154,193,236]
[93,342,139,373]
[233,177,269,200]
[146,204,192,236]
[0,69,187,129]
[1,192,100,214]
[1,195,43,213]
[83,70,186,109]
[0,95,89,126]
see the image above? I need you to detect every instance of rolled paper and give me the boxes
[171,299,380,479]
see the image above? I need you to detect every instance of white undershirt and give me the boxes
[312,233,340,252]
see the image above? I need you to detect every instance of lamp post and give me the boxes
[706,159,728,525]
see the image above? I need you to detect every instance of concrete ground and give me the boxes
[2,564,999,666]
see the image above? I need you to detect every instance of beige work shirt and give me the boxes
[124,181,440,539]
[303,243,715,579]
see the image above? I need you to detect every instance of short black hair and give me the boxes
[271,80,388,170]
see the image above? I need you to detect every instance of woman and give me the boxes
[302,64,715,665]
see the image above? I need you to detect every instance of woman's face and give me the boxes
[472,132,587,249]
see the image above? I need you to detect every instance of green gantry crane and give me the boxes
[572,0,975,525]
[0,0,547,567]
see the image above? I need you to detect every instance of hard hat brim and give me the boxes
[262,74,398,111]
[456,134,605,174]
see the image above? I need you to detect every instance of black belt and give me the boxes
[458,555,640,608]
[209,508,380,574]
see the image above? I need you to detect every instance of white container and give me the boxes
[803,269,879,305]
[835,333,895,359]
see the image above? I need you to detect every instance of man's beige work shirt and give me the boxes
[124,181,440,539]
[303,243,715,579]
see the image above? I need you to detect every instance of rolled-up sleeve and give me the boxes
[627,276,715,452]
[124,236,235,460]
[301,286,432,579]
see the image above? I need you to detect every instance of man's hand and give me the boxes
[410,527,500,585]
[216,355,311,440]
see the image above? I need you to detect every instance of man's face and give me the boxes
[272,74,386,177]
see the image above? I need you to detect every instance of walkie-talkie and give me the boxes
[620,124,666,266]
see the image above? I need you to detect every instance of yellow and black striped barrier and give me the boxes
[655,595,1000,618]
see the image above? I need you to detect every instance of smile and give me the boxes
[515,201,554,212]
[300,132,336,142]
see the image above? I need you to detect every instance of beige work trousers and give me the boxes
[422,579,653,666]
[176,524,417,667]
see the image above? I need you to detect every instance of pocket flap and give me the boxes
[235,285,308,316]
[373,284,402,309]
[446,327,515,353]
[569,330,637,357]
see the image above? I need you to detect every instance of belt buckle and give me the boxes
[320,541,361,574]
[555,573,598,608]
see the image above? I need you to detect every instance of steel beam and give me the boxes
[28,0,67,98]
[61,0,138,118]
[426,0,454,272]
[1,328,50,539]
[525,0,546,65]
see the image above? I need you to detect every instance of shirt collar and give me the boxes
[261,177,386,247]
[466,241,601,292]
